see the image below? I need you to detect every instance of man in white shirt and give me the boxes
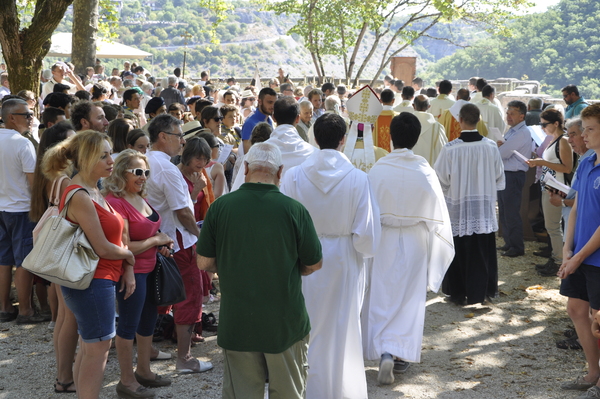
[0,73,10,100]
[364,112,454,385]
[145,114,213,374]
[41,63,85,100]
[476,85,506,133]
[0,99,45,324]
[280,113,380,399]
[232,96,317,190]
[434,104,505,305]
[428,80,455,120]
[411,95,448,166]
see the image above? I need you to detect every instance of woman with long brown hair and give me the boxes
[30,120,78,393]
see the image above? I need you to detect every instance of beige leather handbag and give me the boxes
[23,187,99,290]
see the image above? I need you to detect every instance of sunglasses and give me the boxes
[12,112,34,119]
[213,116,223,122]
[126,168,150,177]
[540,122,551,128]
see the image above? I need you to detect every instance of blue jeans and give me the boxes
[62,278,117,343]
[0,211,35,267]
[116,272,157,340]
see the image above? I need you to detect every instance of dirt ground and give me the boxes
[0,238,592,398]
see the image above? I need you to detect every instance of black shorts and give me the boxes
[560,264,600,310]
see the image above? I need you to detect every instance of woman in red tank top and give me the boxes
[42,130,135,399]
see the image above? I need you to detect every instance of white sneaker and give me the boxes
[377,353,394,385]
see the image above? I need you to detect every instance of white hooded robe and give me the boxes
[280,149,380,399]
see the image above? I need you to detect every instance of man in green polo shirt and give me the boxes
[197,142,323,399]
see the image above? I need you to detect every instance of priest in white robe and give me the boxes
[393,86,415,114]
[231,96,316,190]
[411,95,448,166]
[362,112,454,385]
[475,85,506,133]
[281,113,381,399]
[433,104,505,305]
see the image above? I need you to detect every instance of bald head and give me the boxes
[413,95,430,112]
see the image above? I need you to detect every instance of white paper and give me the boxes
[488,127,504,143]
[543,172,571,194]
[217,144,233,164]
[449,99,468,122]
[528,125,546,147]
[512,150,530,164]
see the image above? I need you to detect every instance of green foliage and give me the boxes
[260,0,533,82]
[98,0,119,39]
[426,0,600,97]
[198,0,234,44]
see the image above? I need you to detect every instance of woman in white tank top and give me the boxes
[527,108,573,271]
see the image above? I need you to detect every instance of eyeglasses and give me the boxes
[12,112,34,119]
[126,168,150,177]
[540,122,551,128]
[213,116,223,122]
[163,131,184,139]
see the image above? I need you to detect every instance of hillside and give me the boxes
[423,0,600,98]
[52,0,480,82]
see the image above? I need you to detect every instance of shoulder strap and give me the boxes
[50,175,69,206]
[59,187,90,217]
[554,134,565,161]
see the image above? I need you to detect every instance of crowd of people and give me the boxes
[0,59,600,399]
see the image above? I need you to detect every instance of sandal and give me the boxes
[54,380,76,393]
[556,337,583,350]
[202,312,218,332]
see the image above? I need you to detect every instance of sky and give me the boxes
[527,0,561,13]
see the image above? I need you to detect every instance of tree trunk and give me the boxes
[368,17,441,86]
[310,51,322,83]
[72,0,99,75]
[352,31,382,88]
[0,0,74,96]
[347,22,368,82]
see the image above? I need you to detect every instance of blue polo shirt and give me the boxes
[572,152,600,266]
[241,108,273,141]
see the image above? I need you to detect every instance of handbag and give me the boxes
[147,252,186,306]
[22,187,100,290]
[32,175,68,244]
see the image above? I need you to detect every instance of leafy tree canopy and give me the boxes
[424,0,600,98]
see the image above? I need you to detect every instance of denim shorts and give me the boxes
[0,211,36,267]
[62,278,117,343]
[116,272,157,340]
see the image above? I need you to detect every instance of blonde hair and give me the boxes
[42,130,112,181]
[191,84,203,97]
[101,149,149,198]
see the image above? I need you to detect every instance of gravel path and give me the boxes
[0,238,589,398]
